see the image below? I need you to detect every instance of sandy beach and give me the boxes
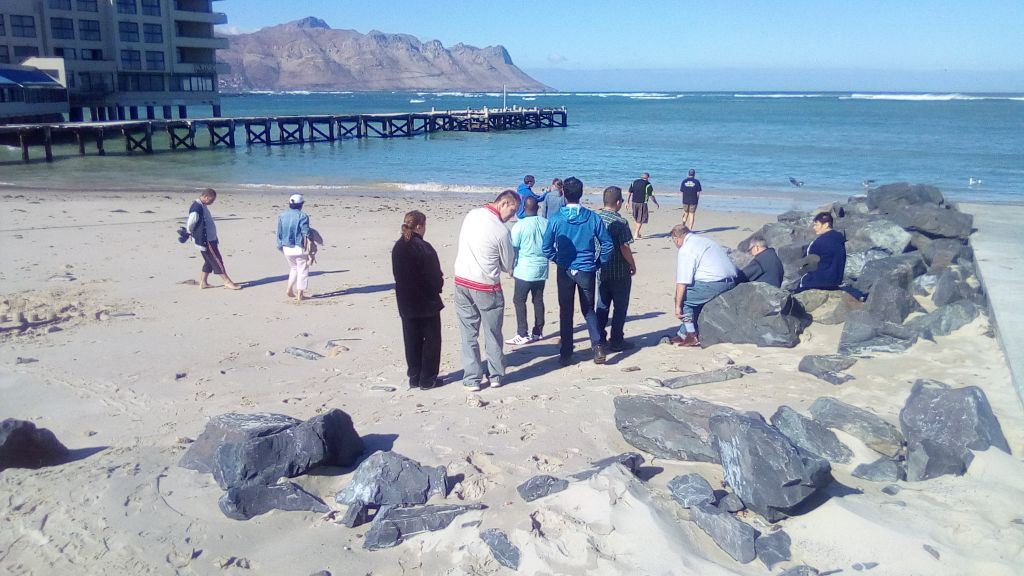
[2,184,1023,575]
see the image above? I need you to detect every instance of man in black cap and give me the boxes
[680,169,701,230]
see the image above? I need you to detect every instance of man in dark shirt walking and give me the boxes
[626,172,659,239]
[596,186,638,352]
[680,169,702,231]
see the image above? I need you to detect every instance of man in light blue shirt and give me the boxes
[506,197,549,346]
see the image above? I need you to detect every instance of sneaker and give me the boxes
[593,345,607,365]
[490,376,504,389]
[505,334,530,346]
[529,332,542,342]
[465,382,482,392]
[559,354,573,367]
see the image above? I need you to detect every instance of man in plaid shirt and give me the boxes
[596,186,638,352]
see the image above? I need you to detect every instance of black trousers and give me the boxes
[401,314,442,387]
[512,278,546,337]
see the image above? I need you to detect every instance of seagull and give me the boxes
[862,179,876,188]
[788,177,804,187]
[968,178,983,187]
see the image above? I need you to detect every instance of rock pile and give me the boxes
[0,418,69,471]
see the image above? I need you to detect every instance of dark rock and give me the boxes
[931,266,983,307]
[180,412,302,474]
[844,249,890,283]
[709,412,833,523]
[883,204,973,239]
[906,301,981,340]
[847,219,911,255]
[777,243,813,288]
[718,492,745,513]
[0,419,69,471]
[362,504,485,550]
[778,566,820,576]
[515,475,568,502]
[690,504,760,563]
[866,182,945,211]
[899,379,1010,482]
[794,289,832,314]
[854,253,926,294]
[214,410,363,489]
[335,451,447,506]
[864,272,921,325]
[738,222,816,254]
[881,484,901,496]
[913,273,938,296]
[667,473,715,508]
[699,283,809,348]
[480,528,520,570]
[771,406,853,464]
[778,210,810,224]
[922,544,940,560]
[614,395,746,463]
[799,355,858,386]
[810,397,903,457]
[920,238,968,271]
[340,501,373,528]
[852,457,904,482]
[838,310,919,356]
[309,572,331,576]
[218,482,329,520]
[755,530,792,569]
[661,366,756,389]
[572,452,646,479]
[816,292,864,325]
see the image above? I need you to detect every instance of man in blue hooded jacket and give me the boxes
[542,177,614,366]
[516,175,547,220]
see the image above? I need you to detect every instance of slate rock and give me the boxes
[913,273,939,296]
[614,395,746,463]
[854,253,926,293]
[710,412,833,522]
[661,366,756,389]
[906,301,980,340]
[799,355,858,385]
[699,283,809,348]
[810,397,904,457]
[755,529,792,569]
[864,273,921,325]
[866,182,945,211]
[690,504,760,563]
[883,204,973,239]
[218,482,329,520]
[847,219,911,255]
[881,484,901,496]
[340,501,373,528]
[718,492,745,513]
[362,504,485,550]
[844,249,890,283]
[738,222,816,254]
[180,412,302,474]
[931,266,983,307]
[335,451,447,506]
[667,473,715,508]
[852,457,904,482]
[778,566,820,576]
[920,238,968,271]
[771,406,853,464]
[814,291,864,325]
[838,310,919,356]
[899,379,1010,481]
[215,409,364,489]
[794,289,832,314]
[516,475,569,502]
[480,528,520,570]
[0,419,69,471]
[572,452,646,479]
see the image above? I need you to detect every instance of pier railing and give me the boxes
[0,106,568,162]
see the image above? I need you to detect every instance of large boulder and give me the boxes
[932,265,984,307]
[698,283,809,348]
[851,457,904,482]
[180,412,302,474]
[667,473,716,508]
[218,482,329,520]
[809,397,903,457]
[516,475,569,502]
[844,249,890,283]
[846,219,912,255]
[480,529,521,570]
[659,366,756,389]
[866,183,945,211]
[770,406,853,464]
[0,419,69,471]
[571,452,646,480]
[798,290,863,325]
[362,503,486,550]
[689,504,761,563]
[709,412,833,523]
[853,253,926,293]
[214,409,364,489]
[863,265,923,324]
[738,222,816,254]
[613,395,746,463]
[335,451,447,506]
[919,237,970,272]
[882,204,973,239]
[899,379,1010,482]
[798,354,857,385]
[755,530,793,569]
[906,301,981,340]
[838,310,918,355]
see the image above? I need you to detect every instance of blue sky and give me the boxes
[217,0,1024,91]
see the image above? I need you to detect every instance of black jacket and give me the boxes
[801,229,847,289]
[741,247,784,288]
[392,234,444,318]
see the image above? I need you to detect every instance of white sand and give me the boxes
[1,186,1022,575]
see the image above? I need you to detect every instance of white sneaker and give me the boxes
[529,333,542,342]
[505,334,530,346]
[465,382,482,392]
[490,377,504,389]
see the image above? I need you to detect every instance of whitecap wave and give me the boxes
[574,92,676,98]
[842,93,1024,102]
[409,99,426,103]
[733,93,828,99]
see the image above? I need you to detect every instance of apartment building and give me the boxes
[0,0,227,121]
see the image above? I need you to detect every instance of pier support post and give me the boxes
[146,105,155,120]
[178,105,188,119]
[43,127,53,162]
[76,131,86,155]
[162,105,172,119]
[19,132,29,163]
[213,104,222,117]
[96,129,106,156]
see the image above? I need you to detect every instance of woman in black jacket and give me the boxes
[392,211,444,389]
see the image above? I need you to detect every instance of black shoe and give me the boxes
[593,345,607,365]
[419,377,442,390]
[609,340,635,352]
[559,354,573,367]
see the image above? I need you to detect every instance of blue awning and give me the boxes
[0,69,62,87]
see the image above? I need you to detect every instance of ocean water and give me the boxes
[2,91,1022,213]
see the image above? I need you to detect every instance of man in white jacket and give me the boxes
[454,190,520,391]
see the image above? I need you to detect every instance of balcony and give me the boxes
[173,34,229,50]
[172,61,229,75]
[172,10,228,25]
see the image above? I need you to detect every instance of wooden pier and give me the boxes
[0,107,568,163]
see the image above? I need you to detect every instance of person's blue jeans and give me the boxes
[556,267,601,357]
[597,276,632,346]
[678,278,735,336]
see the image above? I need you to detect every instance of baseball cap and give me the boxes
[289,193,304,205]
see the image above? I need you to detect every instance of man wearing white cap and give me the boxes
[277,193,311,302]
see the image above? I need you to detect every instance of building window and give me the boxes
[143,22,162,43]
[77,0,98,13]
[51,17,75,40]
[0,46,8,64]
[11,15,36,38]
[0,15,5,37]
[119,73,164,92]
[121,49,142,70]
[145,50,164,70]
[13,45,41,60]
[117,0,137,15]
[49,0,73,9]
[79,19,101,41]
[119,21,140,42]
[81,48,103,60]
[141,0,161,17]
[175,74,215,92]
[54,47,77,60]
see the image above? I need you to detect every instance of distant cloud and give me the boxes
[547,53,568,65]
[215,25,257,36]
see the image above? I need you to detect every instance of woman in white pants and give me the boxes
[276,193,311,302]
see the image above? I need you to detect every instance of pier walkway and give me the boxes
[964,203,1024,407]
[0,107,568,162]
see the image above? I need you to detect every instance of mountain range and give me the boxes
[217,17,551,92]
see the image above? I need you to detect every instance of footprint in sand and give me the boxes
[531,453,563,473]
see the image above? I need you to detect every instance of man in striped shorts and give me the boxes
[187,188,241,290]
